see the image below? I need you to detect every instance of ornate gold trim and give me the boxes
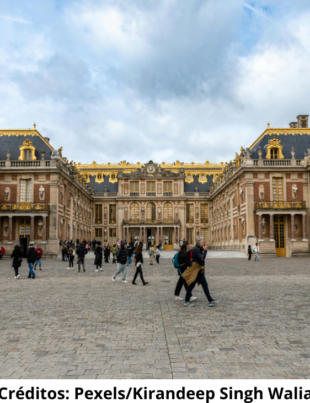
[184,171,220,184]
[265,138,284,159]
[78,161,142,169]
[249,128,310,150]
[81,170,119,184]
[161,160,224,168]
[19,139,37,161]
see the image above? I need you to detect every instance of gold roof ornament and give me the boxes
[34,123,36,130]
[265,137,284,159]
[267,122,270,128]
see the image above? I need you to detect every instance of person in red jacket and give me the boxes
[34,245,43,271]
[0,246,5,259]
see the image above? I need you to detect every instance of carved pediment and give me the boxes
[118,161,185,179]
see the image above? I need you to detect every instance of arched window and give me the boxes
[163,202,173,223]
[130,203,139,221]
[146,202,156,222]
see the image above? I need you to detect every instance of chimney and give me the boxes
[297,115,309,128]
[289,122,298,128]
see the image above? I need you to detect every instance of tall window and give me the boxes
[272,178,283,201]
[20,179,31,202]
[95,204,102,224]
[130,181,139,194]
[95,228,102,242]
[201,204,208,223]
[201,228,208,243]
[186,228,193,245]
[109,228,116,245]
[130,202,139,220]
[271,148,278,159]
[109,204,116,223]
[163,181,172,195]
[147,181,156,194]
[146,202,156,222]
[163,202,173,222]
[24,149,32,161]
[186,204,194,223]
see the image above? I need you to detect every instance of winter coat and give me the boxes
[177,250,191,274]
[76,245,88,259]
[135,252,143,264]
[110,246,118,255]
[116,245,128,264]
[104,247,110,257]
[190,245,207,267]
[26,246,37,263]
[94,248,103,265]
[11,248,22,267]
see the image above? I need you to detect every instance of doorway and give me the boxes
[164,228,173,250]
[130,228,139,244]
[19,217,30,257]
[274,215,286,257]
[147,229,156,249]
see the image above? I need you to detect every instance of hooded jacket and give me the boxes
[116,242,128,264]
[26,246,37,263]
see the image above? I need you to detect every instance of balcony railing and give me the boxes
[253,159,302,167]
[163,192,173,197]
[0,203,50,212]
[123,218,180,225]
[146,192,156,197]
[130,192,139,197]
[255,201,306,210]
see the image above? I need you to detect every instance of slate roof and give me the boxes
[87,175,118,192]
[184,174,213,192]
[0,132,54,161]
[250,132,310,159]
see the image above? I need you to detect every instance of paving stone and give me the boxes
[1,257,310,378]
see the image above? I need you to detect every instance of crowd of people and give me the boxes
[6,235,221,308]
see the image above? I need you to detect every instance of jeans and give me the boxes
[13,267,19,276]
[132,265,146,284]
[254,252,258,261]
[34,257,41,269]
[113,263,127,281]
[175,276,189,296]
[128,255,133,265]
[78,258,85,271]
[28,262,35,278]
[156,255,160,264]
[185,271,213,303]
[69,256,74,267]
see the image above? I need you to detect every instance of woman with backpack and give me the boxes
[132,244,149,285]
[11,245,23,279]
[94,245,103,271]
[174,242,197,301]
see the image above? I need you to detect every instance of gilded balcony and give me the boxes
[0,203,50,212]
[122,218,180,225]
[255,201,306,210]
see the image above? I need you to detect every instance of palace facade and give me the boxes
[1,114,310,258]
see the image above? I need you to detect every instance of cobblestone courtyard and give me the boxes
[1,256,310,379]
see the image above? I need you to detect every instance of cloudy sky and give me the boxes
[0,0,309,164]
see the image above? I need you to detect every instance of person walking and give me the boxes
[112,241,128,283]
[11,245,22,279]
[155,245,160,264]
[61,244,68,262]
[148,244,155,265]
[34,245,43,271]
[67,245,75,269]
[132,244,149,285]
[248,245,252,261]
[111,244,118,263]
[92,238,96,251]
[174,242,196,302]
[127,242,134,266]
[94,245,103,271]
[253,243,259,261]
[183,236,218,307]
[76,242,88,272]
[0,245,5,259]
[26,244,37,279]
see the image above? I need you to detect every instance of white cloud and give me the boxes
[0,14,32,24]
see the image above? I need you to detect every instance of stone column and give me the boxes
[8,216,13,243]
[139,227,142,243]
[30,216,34,243]
[42,216,47,243]
[291,214,296,241]
[270,214,274,241]
[302,214,307,240]
[258,214,263,241]
[0,217,1,242]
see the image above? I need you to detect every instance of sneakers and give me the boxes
[95,269,98,272]
[190,296,198,301]
[66,267,71,270]
[143,282,149,286]
[100,268,103,271]
[39,268,42,271]
[122,280,128,284]
[184,302,195,307]
[112,277,115,282]
[14,276,16,279]
[17,274,20,279]
[210,300,219,306]
[175,296,183,301]
[132,282,137,285]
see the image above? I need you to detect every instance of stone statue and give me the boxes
[292,184,298,199]
[4,187,10,201]
[39,185,45,201]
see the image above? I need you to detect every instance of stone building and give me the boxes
[0,114,310,258]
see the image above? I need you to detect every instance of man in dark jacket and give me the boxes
[26,244,37,279]
[76,242,88,272]
[112,242,128,283]
[92,238,96,251]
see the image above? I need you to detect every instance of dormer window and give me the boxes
[265,138,284,160]
[18,139,37,161]
[270,148,278,159]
